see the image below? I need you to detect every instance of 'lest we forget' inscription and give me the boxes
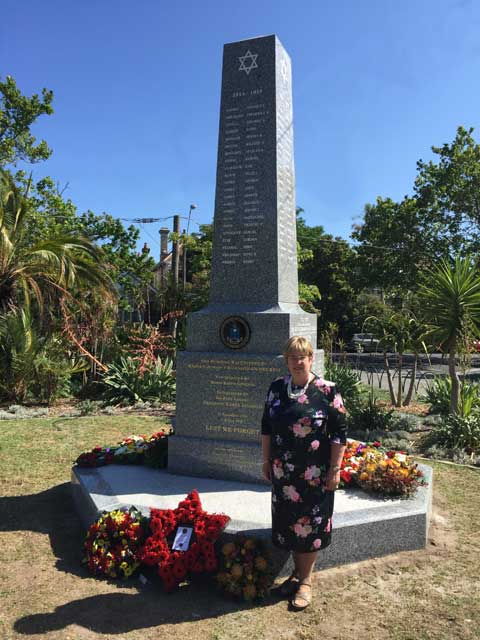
[179,355,281,442]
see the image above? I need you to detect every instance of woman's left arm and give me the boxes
[325,442,346,490]
[325,386,348,490]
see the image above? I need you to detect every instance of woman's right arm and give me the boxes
[261,434,272,482]
[261,383,274,482]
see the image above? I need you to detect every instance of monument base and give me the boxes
[172,349,324,483]
[168,435,264,483]
[71,464,433,572]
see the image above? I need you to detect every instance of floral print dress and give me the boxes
[261,374,347,553]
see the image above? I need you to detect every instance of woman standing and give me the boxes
[261,336,347,610]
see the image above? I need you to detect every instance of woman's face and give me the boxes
[286,351,313,378]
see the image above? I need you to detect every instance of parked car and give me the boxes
[472,339,480,353]
[348,333,381,353]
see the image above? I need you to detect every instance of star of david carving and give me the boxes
[238,50,258,75]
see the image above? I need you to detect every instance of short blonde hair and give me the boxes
[283,336,314,358]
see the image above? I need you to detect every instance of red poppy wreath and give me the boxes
[138,490,230,592]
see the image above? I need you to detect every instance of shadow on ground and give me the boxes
[13,582,281,635]
[1,483,286,635]
[0,483,88,577]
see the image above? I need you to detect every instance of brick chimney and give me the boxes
[159,227,169,262]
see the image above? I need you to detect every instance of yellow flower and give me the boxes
[243,584,257,600]
[254,556,268,571]
[231,564,243,578]
[216,572,229,585]
[222,542,236,556]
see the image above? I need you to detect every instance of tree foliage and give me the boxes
[0,169,113,313]
[15,172,155,312]
[0,76,54,167]
[352,197,423,292]
[297,210,357,335]
[418,255,480,413]
[353,127,480,295]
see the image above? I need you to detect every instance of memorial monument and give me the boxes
[72,35,431,567]
[168,34,323,483]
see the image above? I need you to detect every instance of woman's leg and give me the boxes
[291,551,317,608]
[293,550,317,582]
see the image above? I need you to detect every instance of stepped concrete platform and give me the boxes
[72,464,432,571]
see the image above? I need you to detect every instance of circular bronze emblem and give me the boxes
[220,316,251,349]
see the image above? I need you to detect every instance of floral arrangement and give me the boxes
[340,439,426,498]
[76,445,116,468]
[138,490,230,592]
[215,535,272,601]
[76,430,168,468]
[84,506,148,579]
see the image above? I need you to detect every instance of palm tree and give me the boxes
[418,256,480,413]
[364,311,427,407]
[0,169,114,312]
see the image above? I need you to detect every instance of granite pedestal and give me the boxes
[72,464,432,571]
[169,35,323,482]
[169,348,323,483]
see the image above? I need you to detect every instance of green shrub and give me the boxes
[347,393,395,433]
[422,377,451,415]
[390,414,422,432]
[428,413,480,453]
[77,399,100,415]
[0,405,49,420]
[422,443,480,466]
[380,437,412,454]
[422,376,480,417]
[30,353,72,403]
[0,309,86,404]
[102,356,175,404]
[324,361,361,409]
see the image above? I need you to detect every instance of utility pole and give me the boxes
[172,214,181,288]
[183,204,197,290]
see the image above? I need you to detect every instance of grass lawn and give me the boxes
[1,415,479,640]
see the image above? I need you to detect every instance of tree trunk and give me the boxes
[383,351,396,405]
[449,342,460,413]
[403,354,417,406]
[396,353,403,407]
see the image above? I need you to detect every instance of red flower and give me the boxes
[204,557,217,572]
[140,491,230,592]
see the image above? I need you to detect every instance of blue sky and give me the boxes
[3,0,480,259]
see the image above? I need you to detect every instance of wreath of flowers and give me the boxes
[76,445,116,467]
[138,490,230,592]
[215,535,272,601]
[84,506,148,579]
[76,430,168,468]
[340,439,426,497]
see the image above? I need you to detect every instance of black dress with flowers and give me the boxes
[261,374,347,553]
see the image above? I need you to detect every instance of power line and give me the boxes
[120,215,202,227]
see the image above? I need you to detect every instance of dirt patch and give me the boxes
[376,400,431,416]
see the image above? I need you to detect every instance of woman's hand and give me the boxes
[325,468,341,491]
[262,460,272,483]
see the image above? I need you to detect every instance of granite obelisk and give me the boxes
[168,35,323,482]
